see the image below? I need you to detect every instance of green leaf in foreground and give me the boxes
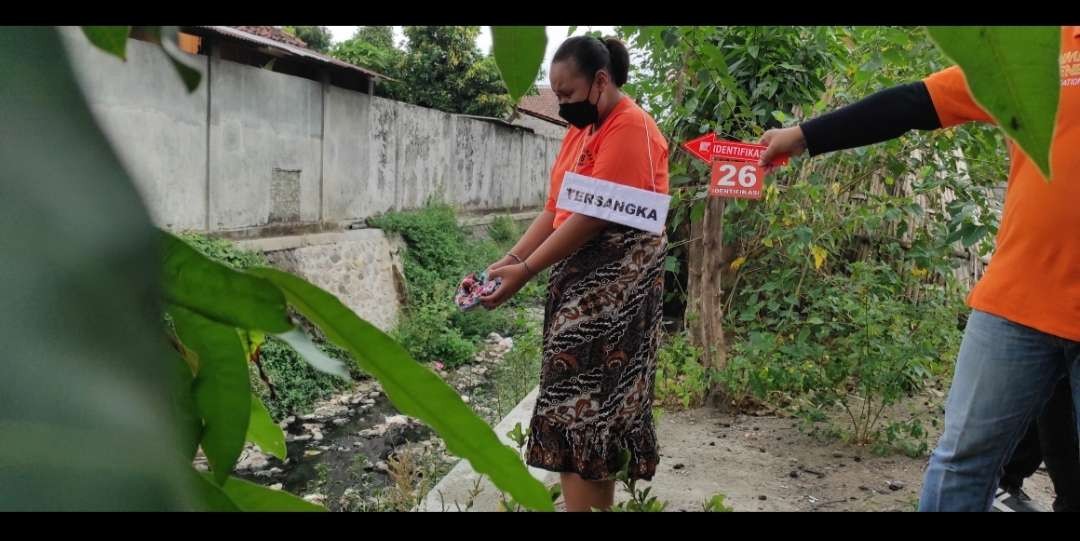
[169,304,251,485]
[491,26,548,103]
[154,26,203,92]
[162,231,292,333]
[80,26,131,60]
[276,327,350,379]
[927,26,1061,180]
[1,25,196,510]
[198,473,324,511]
[246,393,286,460]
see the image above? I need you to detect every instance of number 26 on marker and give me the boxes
[710,160,764,200]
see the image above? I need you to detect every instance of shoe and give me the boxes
[992,486,1045,512]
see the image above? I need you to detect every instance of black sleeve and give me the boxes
[799,81,942,157]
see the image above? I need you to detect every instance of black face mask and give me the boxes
[558,78,603,129]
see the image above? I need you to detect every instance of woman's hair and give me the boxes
[552,35,630,87]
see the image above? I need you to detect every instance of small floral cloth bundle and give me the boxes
[455,270,502,311]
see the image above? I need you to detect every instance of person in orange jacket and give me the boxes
[758,26,1080,511]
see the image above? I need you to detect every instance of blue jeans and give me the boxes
[919,310,1080,511]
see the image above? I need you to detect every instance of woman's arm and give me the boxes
[487,210,557,273]
[481,213,610,308]
[525,213,610,275]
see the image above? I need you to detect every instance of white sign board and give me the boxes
[555,172,670,235]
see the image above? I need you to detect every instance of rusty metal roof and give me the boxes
[231,26,308,48]
[184,26,390,81]
[516,86,567,126]
[455,114,536,134]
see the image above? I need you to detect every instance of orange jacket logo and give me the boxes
[1060,49,1080,82]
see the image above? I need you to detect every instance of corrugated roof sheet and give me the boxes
[516,86,566,126]
[184,26,389,81]
[456,114,535,133]
[231,26,308,48]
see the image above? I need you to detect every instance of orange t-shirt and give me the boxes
[545,96,670,229]
[922,26,1080,341]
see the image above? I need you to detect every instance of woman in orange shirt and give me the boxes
[480,35,670,511]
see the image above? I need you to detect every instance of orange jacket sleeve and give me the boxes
[923,66,996,128]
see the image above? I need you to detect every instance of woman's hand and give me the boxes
[485,254,518,275]
[480,263,532,310]
[758,126,807,168]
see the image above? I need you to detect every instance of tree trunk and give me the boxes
[687,203,704,347]
[687,196,727,392]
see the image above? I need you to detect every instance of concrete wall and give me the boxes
[323,87,388,221]
[209,57,324,230]
[239,229,407,333]
[62,30,210,231]
[62,28,561,236]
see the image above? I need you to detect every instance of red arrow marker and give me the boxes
[682,134,789,166]
[681,133,715,163]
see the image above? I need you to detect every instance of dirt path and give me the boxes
[421,375,1060,512]
[645,406,1055,511]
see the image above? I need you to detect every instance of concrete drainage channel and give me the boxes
[417,386,555,512]
[193,332,533,511]
[197,379,449,511]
